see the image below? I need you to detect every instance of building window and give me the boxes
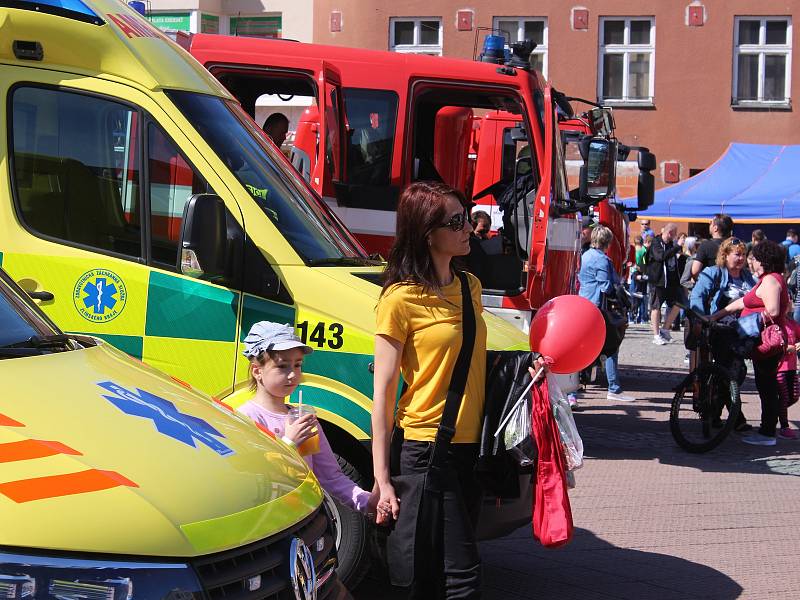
[598,17,655,105]
[733,17,792,106]
[492,17,548,77]
[389,18,442,55]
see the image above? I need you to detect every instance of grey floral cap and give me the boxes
[242,321,313,358]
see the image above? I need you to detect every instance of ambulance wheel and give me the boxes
[324,454,371,590]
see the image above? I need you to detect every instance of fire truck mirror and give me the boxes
[579,137,616,201]
[637,150,656,210]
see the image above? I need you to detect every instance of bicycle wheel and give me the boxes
[670,364,741,453]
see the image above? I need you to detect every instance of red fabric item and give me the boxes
[531,377,574,547]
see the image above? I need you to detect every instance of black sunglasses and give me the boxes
[729,237,743,246]
[437,209,469,232]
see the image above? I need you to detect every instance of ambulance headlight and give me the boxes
[0,552,202,599]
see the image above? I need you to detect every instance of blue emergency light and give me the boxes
[479,35,507,64]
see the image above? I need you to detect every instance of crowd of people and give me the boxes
[604,215,800,446]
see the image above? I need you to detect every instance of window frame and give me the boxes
[492,17,549,78]
[7,82,147,264]
[144,117,214,272]
[389,17,443,55]
[597,16,656,106]
[732,16,792,107]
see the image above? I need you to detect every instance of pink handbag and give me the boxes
[752,312,787,360]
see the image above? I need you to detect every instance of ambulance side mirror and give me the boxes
[179,194,227,280]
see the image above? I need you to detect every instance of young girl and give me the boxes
[777,317,800,440]
[238,321,379,518]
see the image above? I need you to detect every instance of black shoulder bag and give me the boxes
[385,271,476,588]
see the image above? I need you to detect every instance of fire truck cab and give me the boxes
[186,33,630,333]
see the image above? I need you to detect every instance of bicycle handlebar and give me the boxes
[675,302,714,326]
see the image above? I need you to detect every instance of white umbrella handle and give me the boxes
[493,366,545,438]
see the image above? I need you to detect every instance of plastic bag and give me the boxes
[547,373,584,471]
[502,395,537,467]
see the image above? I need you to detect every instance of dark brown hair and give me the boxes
[381,181,467,296]
[751,239,786,275]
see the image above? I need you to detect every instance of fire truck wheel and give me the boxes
[324,453,371,590]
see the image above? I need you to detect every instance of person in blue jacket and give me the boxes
[690,237,755,316]
[579,225,634,403]
[689,237,755,431]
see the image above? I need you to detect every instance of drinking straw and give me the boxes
[298,389,303,414]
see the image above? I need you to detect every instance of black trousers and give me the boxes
[753,354,782,437]
[391,435,483,600]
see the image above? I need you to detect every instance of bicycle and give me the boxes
[669,304,748,453]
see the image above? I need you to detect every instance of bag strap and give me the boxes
[428,271,476,475]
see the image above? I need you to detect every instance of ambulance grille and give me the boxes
[191,507,338,599]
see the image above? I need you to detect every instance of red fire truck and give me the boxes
[184,33,652,333]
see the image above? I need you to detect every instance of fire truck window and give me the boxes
[342,89,398,186]
[501,129,532,181]
[146,122,213,268]
[10,86,142,258]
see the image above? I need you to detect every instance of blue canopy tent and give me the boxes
[622,143,800,222]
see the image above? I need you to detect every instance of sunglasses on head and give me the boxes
[436,209,469,232]
[729,237,743,246]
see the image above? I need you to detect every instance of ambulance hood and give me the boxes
[0,342,320,557]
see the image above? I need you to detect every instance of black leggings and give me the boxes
[391,435,483,600]
[753,354,782,437]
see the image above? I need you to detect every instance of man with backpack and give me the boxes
[647,223,683,345]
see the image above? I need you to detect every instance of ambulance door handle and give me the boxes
[28,290,54,301]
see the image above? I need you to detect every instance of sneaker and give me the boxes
[607,391,635,402]
[659,329,673,341]
[734,422,753,433]
[777,427,799,440]
[567,393,579,408]
[741,432,777,446]
[652,335,668,346]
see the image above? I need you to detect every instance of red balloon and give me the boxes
[529,295,605,374]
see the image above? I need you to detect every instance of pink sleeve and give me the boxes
[310,428,371,514]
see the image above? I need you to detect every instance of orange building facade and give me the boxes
[313,0,799,198]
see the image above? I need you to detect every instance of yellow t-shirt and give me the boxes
[375,272,487,443]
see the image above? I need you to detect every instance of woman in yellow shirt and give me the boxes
[372,181,545,598]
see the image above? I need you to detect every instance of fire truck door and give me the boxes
[527,87,555,284]
[314,63,346,198]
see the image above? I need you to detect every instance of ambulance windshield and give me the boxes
[167,91,370,264]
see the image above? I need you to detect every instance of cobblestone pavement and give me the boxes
[354,323,800,599]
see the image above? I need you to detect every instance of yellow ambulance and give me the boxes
[0,0,531,586]
[0,263,337,596]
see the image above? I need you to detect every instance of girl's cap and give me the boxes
[242,321,313,358]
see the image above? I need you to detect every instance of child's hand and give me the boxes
[795,343,800,353]
[283,413,317,445]
[365,487,381,523]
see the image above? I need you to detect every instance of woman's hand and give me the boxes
[529,355,549,383]
[378,481,400,523]
[283,413,317,445]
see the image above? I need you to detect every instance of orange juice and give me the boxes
[297,432,320,456]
